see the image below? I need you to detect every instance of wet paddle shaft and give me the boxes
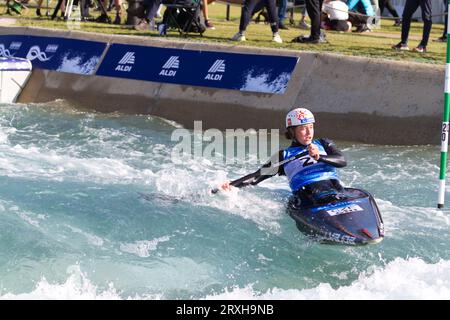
[211,149,310,194]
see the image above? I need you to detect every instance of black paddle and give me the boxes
[210,149,310,194]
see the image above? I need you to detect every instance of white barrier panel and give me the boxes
[0,57,32,103]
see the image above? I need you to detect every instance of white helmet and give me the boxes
[285,108,315,128]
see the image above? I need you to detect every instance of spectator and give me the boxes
[108,0,123,24]
[347,0,375,32]
[202,0,215,29]
[297,0,311,29]
[36,0,43,16]
[231,0,282,43]
[291,0,327,43]
[379,0,401,26]
[392,0,432,53]
[321,0,352,32]
[278,0,289,29]
[278,0,308,29]
[51,0,66,20]
[134,0,160,30]
[434,0,447,42]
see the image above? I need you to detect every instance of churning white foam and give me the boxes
[2,258,448,300]
[0,265,122,300]
[204,257,450,300]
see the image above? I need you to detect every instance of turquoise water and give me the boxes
[1,101,450,300]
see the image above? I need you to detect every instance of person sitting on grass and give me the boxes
[347,0,375,33]
[321,0,352,33]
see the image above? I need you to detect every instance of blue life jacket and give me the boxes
[283,139,339,192]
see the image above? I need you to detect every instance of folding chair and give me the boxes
[160,0,205,37]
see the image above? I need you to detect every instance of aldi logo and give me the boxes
[115,52,135,72]
[205,59,225,81]
[159,56,179,77]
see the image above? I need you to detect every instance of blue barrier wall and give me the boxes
[0,34,299,94]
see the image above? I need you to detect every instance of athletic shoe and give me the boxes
[272,32,283,43]
[134,19,149,31]
[356,24,371,33]
[279,22,289,30]
[412,45,426,53]
[231,32,246,41]
[291,36,321,44]
[205,19,215,30]
[392,42,409,51]
[433,36,447,42]
[319,30,328,42]
[298,21,310,29]
[393,19,402,26]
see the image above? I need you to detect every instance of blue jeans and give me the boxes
[278,0,288,23]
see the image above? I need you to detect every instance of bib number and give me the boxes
[298,155,315,167]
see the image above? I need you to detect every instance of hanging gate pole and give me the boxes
[438,0,450,209]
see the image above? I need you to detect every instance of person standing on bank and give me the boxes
[278,0,290,29]
[217,108,347,205]
[434,0,447,42]
[231,0,283,43]
[378,0,402,26]
[392,0,432,53]
[291,0,327,43]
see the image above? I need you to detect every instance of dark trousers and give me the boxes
[348,12,369,28]
[443,0,448,37]
[401,0,432,47]
[239,0,279,33]
[305,0,323,39]
[379,0,400,18]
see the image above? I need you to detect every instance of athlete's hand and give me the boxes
[308,144,320,161]
[220,181,233,191]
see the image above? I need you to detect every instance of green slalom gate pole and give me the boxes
[438,1,450,209]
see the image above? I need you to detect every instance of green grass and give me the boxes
[1,1,447,64]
